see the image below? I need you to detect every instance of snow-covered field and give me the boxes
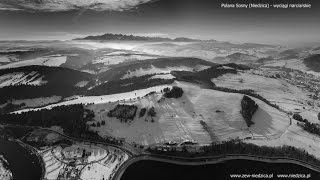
[211,72,311,113]
[204,71,320,159]
[41,143,129,180]
[299,109,320,124]
[88,81,289,145]
[0,56,12,63]
[149,74,175,80]
[80,146,128,180]
[0,71,47,87]
[42,146,65,180]
[0,55,67,69]
[245,122,320,159]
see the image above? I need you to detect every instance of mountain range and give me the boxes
[74,33,203,42]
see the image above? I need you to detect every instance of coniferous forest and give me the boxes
[0,104,96,138]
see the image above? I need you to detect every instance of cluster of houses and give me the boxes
[146,140,202,153]
[285,71,320,100]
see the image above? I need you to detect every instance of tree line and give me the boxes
[146,140,320,167]
[0,104,96,138]
[87,75,174,96]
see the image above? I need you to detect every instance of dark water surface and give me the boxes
[121,159,320,180]
[0,138,42,180]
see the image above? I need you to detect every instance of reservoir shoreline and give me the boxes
[114,154,320,180]
[0,138,44,180]
[2,136,320,180]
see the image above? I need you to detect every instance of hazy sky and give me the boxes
[0,0,319,45]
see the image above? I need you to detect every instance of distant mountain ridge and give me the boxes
[74,33,202,42]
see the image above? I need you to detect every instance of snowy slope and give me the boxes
[13,85,172,113]
[13,80,289,146]
[122,65,193,79]
[88,81,289,146]
[245,122,320,159]
[0,71,47,87]
[212,71,311,112]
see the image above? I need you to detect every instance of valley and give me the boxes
[1,36,320,179]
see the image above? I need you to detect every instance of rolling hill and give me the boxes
[0,65,93,104]
[96,57,217,82]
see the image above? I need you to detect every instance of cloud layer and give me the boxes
[0,0,155,12]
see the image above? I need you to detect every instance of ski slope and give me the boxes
[0,71,47,87]
[89,81,289,146]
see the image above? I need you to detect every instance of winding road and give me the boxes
[3,123,320,180]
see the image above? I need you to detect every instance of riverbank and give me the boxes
[0,138,43,180]
[0,155,12,180]
[16,139,46,180]
[0,128,46,180]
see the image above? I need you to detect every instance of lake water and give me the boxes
[121,159,320,180]
[0,138,42,180]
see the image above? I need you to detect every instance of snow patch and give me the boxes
[0,56,11,63]
[149,74,175,80]
[122,65,193,79]
[75,81,89,88]
[0,71,47,87]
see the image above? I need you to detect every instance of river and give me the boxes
[0,138,42,180]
